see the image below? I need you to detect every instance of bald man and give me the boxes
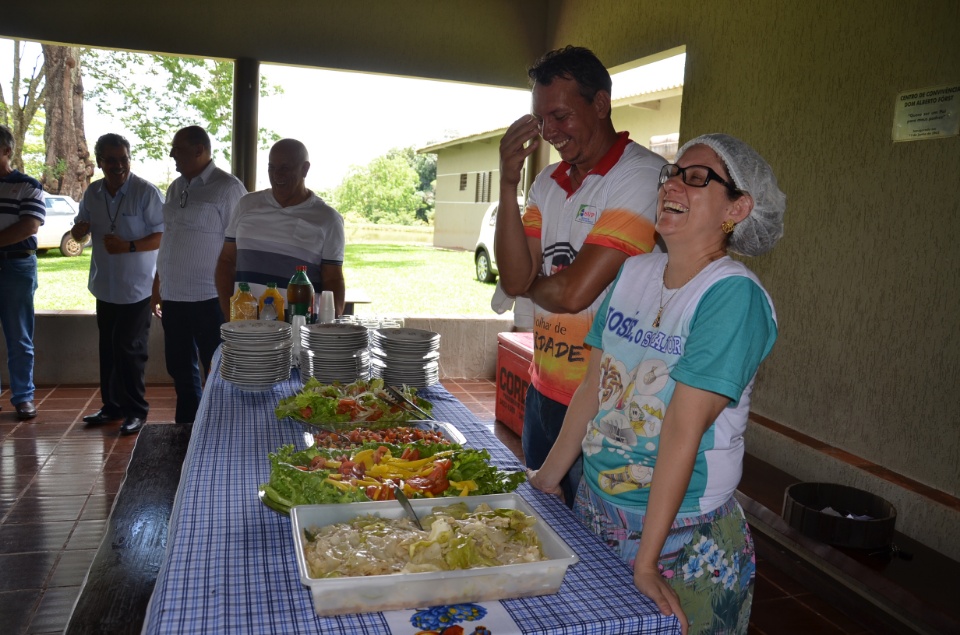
[215,138,346,321]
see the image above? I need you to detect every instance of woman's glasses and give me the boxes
[659,164,739,194]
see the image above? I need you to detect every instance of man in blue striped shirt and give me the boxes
[152,126,246,423]
[0,125,45,420]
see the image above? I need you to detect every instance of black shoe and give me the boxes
[15,401,37,419]
[120,417,146,435]
[83,409,123,425]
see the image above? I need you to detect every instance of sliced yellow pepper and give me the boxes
[449,480,478,496]
[324,477,353,491]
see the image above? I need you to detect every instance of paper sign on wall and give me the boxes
[892,84,960,142]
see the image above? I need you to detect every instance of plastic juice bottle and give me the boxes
[287,265,315,322]
[230,282,258,321]
[259,282,285,322]
[260,296,278,321]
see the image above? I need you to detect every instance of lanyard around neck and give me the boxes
[104,188,124,232]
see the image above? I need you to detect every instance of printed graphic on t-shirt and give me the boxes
[575,204,599,225]
[585,351,670,496]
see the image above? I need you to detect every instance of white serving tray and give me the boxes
[289,493,578,616]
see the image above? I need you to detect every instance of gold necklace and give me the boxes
[652,261,708,328]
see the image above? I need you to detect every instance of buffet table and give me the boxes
[142,352,681,634]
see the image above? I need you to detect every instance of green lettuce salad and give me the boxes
[274,377,432,426]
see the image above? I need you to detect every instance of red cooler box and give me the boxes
[496,332,534,436]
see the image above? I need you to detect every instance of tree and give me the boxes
[40,44,94,199]
[0,39,48,173]
[386,147,436,222]
[83,50,281,162]
[334,153,423,225]
[1,40,92,198]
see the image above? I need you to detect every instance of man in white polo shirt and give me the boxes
[214,138,345,319]
[495,46,665,505]
[152,126,246,423]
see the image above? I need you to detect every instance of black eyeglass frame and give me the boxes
[179,190,189,208]
[658,163,740,194]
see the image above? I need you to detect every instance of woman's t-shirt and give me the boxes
[582,254,777,515]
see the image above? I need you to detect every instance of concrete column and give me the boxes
[232,58,260,191]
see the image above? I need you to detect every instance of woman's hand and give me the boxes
[526,468,564,499]
[634,564,688,634]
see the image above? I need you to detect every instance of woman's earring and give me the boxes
[721,220,736,234]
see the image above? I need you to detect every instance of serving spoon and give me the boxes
[393,485,424,530]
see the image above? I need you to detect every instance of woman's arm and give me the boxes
[528,346,602,496]
[633,382,730,634]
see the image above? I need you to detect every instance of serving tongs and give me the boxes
[381,385,434,421]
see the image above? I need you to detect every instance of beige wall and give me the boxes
[548,0,960,499]
[433,140,504,250]
[612,95,682,153]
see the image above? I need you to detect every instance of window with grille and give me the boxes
[459,173,468,190]
[475,171,492,203]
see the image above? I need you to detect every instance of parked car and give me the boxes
[474,198,523,283]
[35,194,91,257]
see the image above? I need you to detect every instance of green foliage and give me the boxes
[334,154,423,225]
[36,244,498,316]
[20,112,46,177]
[83,49,282,162]
[388,147,436,222]
[332,146,436,225]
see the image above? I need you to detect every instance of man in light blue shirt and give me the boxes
[152,126,246,423]
[72,133,164,435]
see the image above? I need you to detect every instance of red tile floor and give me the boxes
[1,380,882,634]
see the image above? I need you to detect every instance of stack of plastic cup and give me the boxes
[318,290,336,324]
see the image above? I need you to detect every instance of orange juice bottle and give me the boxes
[230,282,258,321]
[259,282,285,322]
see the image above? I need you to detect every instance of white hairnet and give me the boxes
[677,133,786,256]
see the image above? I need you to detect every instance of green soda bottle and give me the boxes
[286,265,315,322]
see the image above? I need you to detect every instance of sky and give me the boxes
[254,64,531,191]
[0,38,531,191]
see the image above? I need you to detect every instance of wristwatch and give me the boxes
[129,241,137,252]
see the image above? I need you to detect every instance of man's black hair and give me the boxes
[527,45,612,103]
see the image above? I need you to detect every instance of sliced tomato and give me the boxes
[299,406,313,419]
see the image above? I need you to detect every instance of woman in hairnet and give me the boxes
[529,134,786,635]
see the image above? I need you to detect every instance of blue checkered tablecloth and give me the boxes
[142,352,680,635]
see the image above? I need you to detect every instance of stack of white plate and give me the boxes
[219,320,293,391]
[369,327,440,387]
[299,323,370,384]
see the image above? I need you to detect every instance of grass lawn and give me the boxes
[35,244,500,316]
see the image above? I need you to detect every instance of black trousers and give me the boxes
[160,298,224,423]
[95,297,151,419]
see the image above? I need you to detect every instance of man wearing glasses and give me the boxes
[495,46,665,506]
[72,134,164,435]
[151,126,246,424]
